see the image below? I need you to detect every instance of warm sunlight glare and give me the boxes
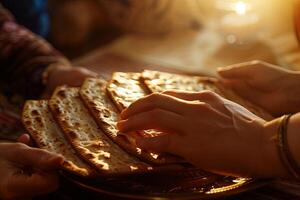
[235,1,247,15]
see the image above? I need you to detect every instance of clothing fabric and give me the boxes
[0,4,69,100]
[1,0,50,37]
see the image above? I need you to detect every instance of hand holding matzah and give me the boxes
[20,69,281,199]
[118,90,270,177]
[0,142,64,199]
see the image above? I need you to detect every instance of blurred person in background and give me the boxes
[50,0,202,49]
[1,0,50,37]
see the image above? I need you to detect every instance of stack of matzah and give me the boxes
[22,70,273,178]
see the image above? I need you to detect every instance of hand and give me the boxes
[218,60,300,116]
[45,64,97,96]
[117,91,284,177]
[0,142,64,199]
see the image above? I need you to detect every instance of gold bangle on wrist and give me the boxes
[277,114,300,179]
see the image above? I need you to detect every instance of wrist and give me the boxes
[286,113,300,170]
[261,118,290,178]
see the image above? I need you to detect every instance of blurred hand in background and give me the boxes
[218,60,300,116]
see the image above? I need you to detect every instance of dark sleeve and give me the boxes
[1,0,50,37]
[0,4,70,99]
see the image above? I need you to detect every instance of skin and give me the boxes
[118,61,300,178]
[45,64,98,96]
[218,60,300,116]
[0,65,97,199]
[0,134,64,200]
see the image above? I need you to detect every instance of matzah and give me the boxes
[22,100,95,177]
[49,86,152,176]
[142,70,273,120]
[80,78,183,165]
[107,72,147,111]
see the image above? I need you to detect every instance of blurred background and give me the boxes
[43,0,299,75]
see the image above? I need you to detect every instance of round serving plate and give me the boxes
[62,168,269,199]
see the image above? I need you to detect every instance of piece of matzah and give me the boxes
[80,78,183,165]
[49,86,153,176]
[141,70,273,120]
[22,100,96,177]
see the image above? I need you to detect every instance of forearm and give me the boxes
[0,5,70,99]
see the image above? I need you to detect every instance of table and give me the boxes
[74,28,300,77]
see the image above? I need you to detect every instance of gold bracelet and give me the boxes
[277,114,300,179]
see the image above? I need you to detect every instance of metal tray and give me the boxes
[62,168,269,199]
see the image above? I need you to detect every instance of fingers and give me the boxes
[4,171,59,199]
[66,67,98,87]
[46,66,98,93]
[120,93,195,119]
[162,90,233,117]
[217,60,262,79]
[118,109,184,134]
[162,90,220,102]
[119,91,232,133]
[136,134,180,153]
[73,67,98,79]
[0,143,64,171]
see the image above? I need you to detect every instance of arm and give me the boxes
[0,4,97,100]
[0,4,68,99]
[0,6,96,198]
[117,90,299,179]
[1,0,50,37]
